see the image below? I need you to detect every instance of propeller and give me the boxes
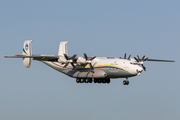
[124,53,126,59]
[84,53,96,71]
[63,54,77,69]
[134,55,148,71]
[120,53,131,60]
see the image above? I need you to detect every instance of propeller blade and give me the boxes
[70,54,77,59]
[128,54,131,59]
[84,53,88,60]
[124,53,126,59]
[142,55,146,61]
[70,63,76,69]
[134,57,139,62]
[63,63,69,68]
[144,57,148,61]
[141,64,146,71]
[83,53,95,70]
[62,54,78,69]
[89,63,94,70]
[137,55,140,60]
[90,56,96,61]
[64,54,69,60]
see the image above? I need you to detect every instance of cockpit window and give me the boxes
[107,57,114,59]
[130,62,138,65]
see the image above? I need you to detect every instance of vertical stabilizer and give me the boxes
[23,40,33,68]
[58,41,69,56]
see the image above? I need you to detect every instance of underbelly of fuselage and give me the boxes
[42,61,136,79]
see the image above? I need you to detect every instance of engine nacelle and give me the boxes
[77,57,86,65]
[58,56,67,63]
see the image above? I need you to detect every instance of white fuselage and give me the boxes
[43,57,143,79]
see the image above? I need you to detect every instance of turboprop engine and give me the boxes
[58,56,67,63]
[77,53,96,71]
[58,54,77,69]
[77,57,86,65]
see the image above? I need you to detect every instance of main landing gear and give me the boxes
[94,78,110,84]
[76,78,93,83]
[123,77,129,85]
[76,78,111,84]
[76,78,129,85]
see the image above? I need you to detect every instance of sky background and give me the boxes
[0,0,180,120]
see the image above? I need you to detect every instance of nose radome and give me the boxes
[136,66,143,75]
[139,67,143,72]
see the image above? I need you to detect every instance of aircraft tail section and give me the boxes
[58,41,68,56]
[23,40,33,68]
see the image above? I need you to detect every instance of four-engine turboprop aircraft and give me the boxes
[4,40,175,85]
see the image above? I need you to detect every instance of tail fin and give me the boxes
[23,40,33,68]
[58,41,68,56]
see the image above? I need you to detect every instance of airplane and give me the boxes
[4,40,175,85]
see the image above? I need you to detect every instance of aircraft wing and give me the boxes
[4,54,59,61]
[146,59,175,62]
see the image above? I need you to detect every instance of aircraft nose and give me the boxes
[136,66,143,75]
[138,67,143,72]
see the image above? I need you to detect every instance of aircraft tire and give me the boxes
[94,79,97,83]
[126,81,129,85]
[76,78,80,83]
[80,79,85,83]
[89,79,92,83]
[123,80,126,85]
[85,79,89,83]
[98,79,101,83]
[102,79,106,83]
[106,78,110,84]
[123,80,129,85]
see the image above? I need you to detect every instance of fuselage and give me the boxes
[43,57,143,79]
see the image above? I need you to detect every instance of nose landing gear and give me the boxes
[123,77,129,85]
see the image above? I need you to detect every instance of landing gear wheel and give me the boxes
[89,79,92,83]
[80,79,85,83]
[123,80,126,85]
[123,80,129,85]
[106,78,110,84]
[102,79,106,83]
[98,79,101,83]
[94,79,97,83]
[126,81,129,85]
[85,79,89,83]
[76,78,80,83]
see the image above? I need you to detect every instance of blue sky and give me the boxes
[1,0,180,120]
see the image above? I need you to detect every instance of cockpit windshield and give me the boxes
[130,62,138,65]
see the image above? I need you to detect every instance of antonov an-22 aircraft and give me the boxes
[5,40,175,85]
